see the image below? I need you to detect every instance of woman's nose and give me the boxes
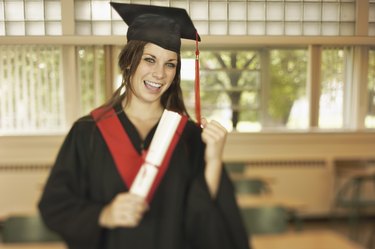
[152,64,165,79]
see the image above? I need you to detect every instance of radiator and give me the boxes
[1,159,371,219]
[226,159,332,217]
[0,163,52,219]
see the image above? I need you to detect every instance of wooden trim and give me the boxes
[1,36,375,46]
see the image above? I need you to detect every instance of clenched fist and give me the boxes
[99,192,149,228]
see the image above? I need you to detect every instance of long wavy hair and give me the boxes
[100,40,189,117]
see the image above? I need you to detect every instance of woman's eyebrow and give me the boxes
[143,53,177,62]
[143,53,155,58]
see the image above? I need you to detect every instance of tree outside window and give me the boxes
[181,48,308,132]
[367,48,375,128]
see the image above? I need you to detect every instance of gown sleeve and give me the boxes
[184,122,251,249]
[38,118,104,249]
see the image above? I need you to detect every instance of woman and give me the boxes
[39,2,250,249]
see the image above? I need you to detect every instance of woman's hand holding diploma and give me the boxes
[99,192,149,228]
[201,118,228,198]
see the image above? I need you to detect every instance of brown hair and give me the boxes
[100,40,189,117]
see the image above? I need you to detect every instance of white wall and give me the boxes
[0,132,374,218]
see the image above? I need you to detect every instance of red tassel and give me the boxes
[195,31,201,125]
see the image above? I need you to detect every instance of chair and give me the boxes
[241,206,290,235]
[234,178,271,195]
[225,162,246,174]
[2,214,61,243]
[334,174,375,241]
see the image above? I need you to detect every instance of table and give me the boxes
[237,194,306,210]
[250,229,365,249]
[230,173,276,184]
[0,230,364,249]
[0,243,66,249]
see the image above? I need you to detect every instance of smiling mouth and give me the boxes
[144,80,162,90]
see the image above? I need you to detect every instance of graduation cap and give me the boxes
[110,2,202,124]
[110,2,201,54]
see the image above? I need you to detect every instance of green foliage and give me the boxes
[268,49,307,125]
[198,50,260,128]
[368,49,375,115]
[186,49,307,129]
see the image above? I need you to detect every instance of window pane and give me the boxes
[304,3,321,21]
[6,22,25,35]
[25,1,44,21]
[370,1,375,36]
[285,3,302,21]
[229,2,246,21]
[45,1,61,21]
[190,2,208,20]
[5,1,24,21]
[0,2,4,20]
[26,22,45,35]
[267,2,283,21]
[248,2,265,21]
[322,3,339,22]
[210,21,227,35]
[77,46,106,116]
[0,45,64,135]
[181,50,261,132]
[181,49,307,132]
[367,48,375,128]
[91,1,111,20]
[1,0,61,36]
[75,1,91,21]
[267,49,308,129]
[319,47,346,129]
[210,2,227,21]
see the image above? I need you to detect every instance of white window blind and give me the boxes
[319,47,349,129]
[0,45,64,134]
[77,46,106,116]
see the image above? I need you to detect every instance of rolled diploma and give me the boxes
[130,109,182,198]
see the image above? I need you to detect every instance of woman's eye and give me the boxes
[166,63,177,68]
[144,57,155,63]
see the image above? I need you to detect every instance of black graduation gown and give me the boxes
[38,105,251,249]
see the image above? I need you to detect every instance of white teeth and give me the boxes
[145,80,162,88]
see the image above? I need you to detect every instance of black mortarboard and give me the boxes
[110,2,201,54]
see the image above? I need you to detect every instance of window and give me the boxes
[367,48,375,128]
[319,47,349,129]
[0,0,62,36]
[73,0,356,36]
[0,45,64,134]
[77,46,106,115]
[370,0,375,36]
[181,48,308,132]
[182,50,261,132]
[1,1,374,134]
[75,0,114,36]
[268,49,308,130]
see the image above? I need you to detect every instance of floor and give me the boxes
[0,216,373,248]
[296,216,375,249]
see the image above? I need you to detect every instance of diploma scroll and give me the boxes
[130,109,182,198]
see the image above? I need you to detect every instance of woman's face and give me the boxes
[129,43,178,105]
